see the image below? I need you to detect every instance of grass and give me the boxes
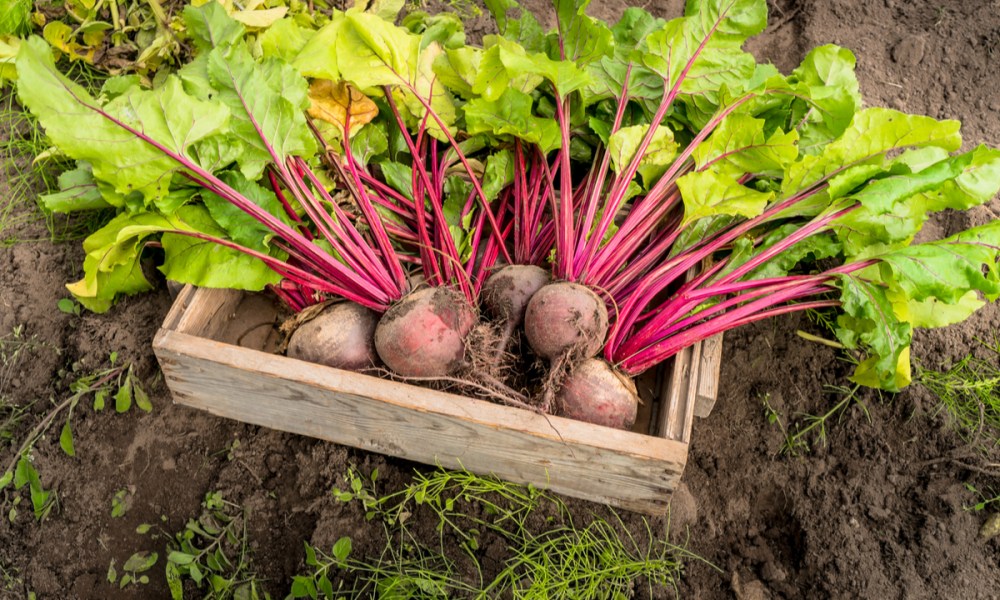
[0,351,150,522]
[162,491,270,600]
[763,384,873,456]
[0,326,41,441]
[917,336,1000,447]
[0,63,112,246]
[291,466,695,599]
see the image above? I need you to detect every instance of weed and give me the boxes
[108,552,158,590]
[56,298,82,316]
[163,491,270,600]
[0,352,149,521]
[763,385,872,456]
[917,337,1000,447]
[963,482,1000,513]
[111,487,132,518]
[293,466,691,599]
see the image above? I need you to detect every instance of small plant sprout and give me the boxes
[0,353,148,521]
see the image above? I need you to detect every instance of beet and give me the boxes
[286,302,380,371]
[481,265,551,327]
[523,282,608,360]
[556,358,639,430]
[374,287,477,377]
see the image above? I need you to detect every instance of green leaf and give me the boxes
[291,12,346,81]
[464,88,561,153]
[873,220,1000,306]
[835,274,912,391]
[183,3,245,53]
[642,0,767,122]
[692,114,799,175]
[606,124,678,186]
[379,161,414,200]
[482,150,514,202]
[788,45,861,154]
[741,227,841,281]
[432,46,481,99]
[889,289,984,329]
[834,146,1000,256]
[115,383,132,413]
[677,166,774,226]
[17,38,230,204]
[356,0,405,20]
[57,298,80,315]
[59,419,75,457]
[160,235,283,291]
[338,12,456,140]
[290,577,317,599]
[474,35,590,101]
[403,11,466,50]
[259,18,315,62]
[133,380,152,413]
[204,43,316,179]
[782,108,962,197]
[483,0,545,51]
[202,172,293,251]
[349,122,389,165]
[332,536,352,561]
[0,0,31,36]
[122,551,158,573]
[166,561,183,600]
[547,0,613,65]
[39,164,111,213]
[168,550,197,564]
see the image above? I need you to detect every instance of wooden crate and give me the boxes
[153,285,722,515]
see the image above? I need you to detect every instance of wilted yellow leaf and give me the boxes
[307,80,378,136]
[42,21,96,64]
[232,7,288,28]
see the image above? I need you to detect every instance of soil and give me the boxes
[2,0,1000,598]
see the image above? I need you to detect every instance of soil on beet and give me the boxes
[2,0,1000,598]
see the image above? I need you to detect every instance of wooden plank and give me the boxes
[172,287,245,339]
[154,328,689,514]
[159,284,199,332]
[695,333,724,418]
[659,341,701,444]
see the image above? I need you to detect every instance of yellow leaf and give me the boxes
[307,80,378,136]
[42,21,97,64]
[0,36,19,82]
[232,7,288,28]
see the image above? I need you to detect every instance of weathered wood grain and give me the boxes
[172,287,245,339]
[695,334,724,418]
[154,328,689,513]
[659,342,701,444]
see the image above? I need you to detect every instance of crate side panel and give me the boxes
[154,332,686,514]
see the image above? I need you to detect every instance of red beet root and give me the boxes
[524,282,608,360]
[556,358,639,430]
[482,265,551,327]
[286,302,380,371]
[374,287,477,377]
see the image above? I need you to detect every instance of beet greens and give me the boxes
[16,0,1000,398]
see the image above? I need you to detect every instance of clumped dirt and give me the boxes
[1,0,1000,598]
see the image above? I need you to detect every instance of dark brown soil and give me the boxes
[2,0,999,598]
